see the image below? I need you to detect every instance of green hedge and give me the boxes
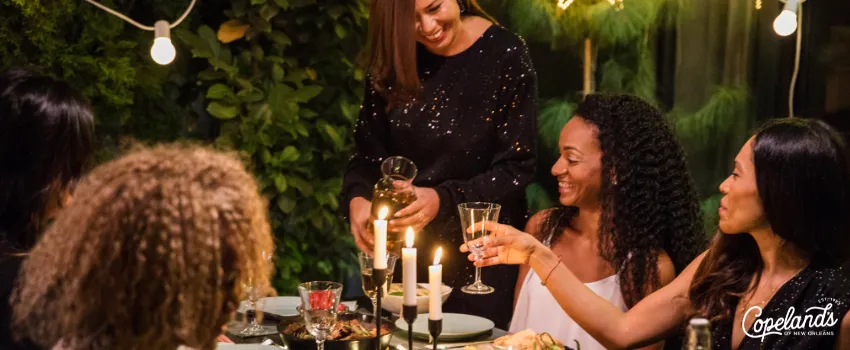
[1,0,368,294]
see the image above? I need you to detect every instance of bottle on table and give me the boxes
[684,318,711,350]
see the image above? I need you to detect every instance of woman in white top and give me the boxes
[506,94,705,350]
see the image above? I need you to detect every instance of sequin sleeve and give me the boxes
[340,77,389,216]
[433,46,538,220]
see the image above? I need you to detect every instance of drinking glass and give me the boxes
[239,251,273,336]
[298,281,343,350]
[458,202,501,294]
[358,252,398,315]
[369,156,418,254]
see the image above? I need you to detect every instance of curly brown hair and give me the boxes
[11,145,274,350]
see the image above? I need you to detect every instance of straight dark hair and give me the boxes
[0,67,95,250]
[688,118,850,322]
[363,0,494,108]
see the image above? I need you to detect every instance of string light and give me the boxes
[773,0,799,36]
[557,0,575,10]
[84,0,196,65]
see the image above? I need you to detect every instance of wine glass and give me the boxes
[298,281,343,350]
[239,251,273,336]
[357,252,399,315]
[458,202,501,295]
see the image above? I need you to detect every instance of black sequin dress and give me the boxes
[712,266,850,349]
[342,25,538,328]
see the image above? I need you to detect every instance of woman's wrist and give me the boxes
[528,241,557,270]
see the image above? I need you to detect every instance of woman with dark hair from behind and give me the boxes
[465,118,850,349]
[507,94,705,349]
[343,0,537,327]
[0,67,95,349]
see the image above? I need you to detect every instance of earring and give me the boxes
[457,0,467,13]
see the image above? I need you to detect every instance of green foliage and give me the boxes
[178,0,368,293]
[671,87,753,197]
[537,99,575,153]
[494,0,679,49]
[0,0,197,160]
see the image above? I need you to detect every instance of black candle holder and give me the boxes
[428,319,443,350]
[372,268,387,350]
[402,305,417,350]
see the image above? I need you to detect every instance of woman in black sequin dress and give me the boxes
[341,0,537,328]
[464,118,850,348]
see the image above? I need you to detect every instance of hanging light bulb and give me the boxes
[773,0,798,36]
[556,0,574,10]
[151,20,176,65]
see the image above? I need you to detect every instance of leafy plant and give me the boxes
[177,0,368,293]
[487,0,752,233]
[0,0,197,161]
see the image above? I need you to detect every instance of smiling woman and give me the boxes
[342,0,539,328]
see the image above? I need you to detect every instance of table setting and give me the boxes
[219,159,567,350]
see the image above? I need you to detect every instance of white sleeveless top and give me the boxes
[508,233,628,350]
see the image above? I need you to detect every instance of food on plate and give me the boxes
[388,283,429,297]
[494,329,569,350]
[282,318,391,341]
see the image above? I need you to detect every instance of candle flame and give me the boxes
[406,227,415,248]
[433,247,442,265]
[378,207,388,220]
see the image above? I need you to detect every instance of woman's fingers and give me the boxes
[474,256,503,267]
[393,198,424,219]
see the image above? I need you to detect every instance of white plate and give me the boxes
[382,283,452,315]
[395,313,495,341]
[237,296,356,317]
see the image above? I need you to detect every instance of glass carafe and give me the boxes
[369,156,417,255]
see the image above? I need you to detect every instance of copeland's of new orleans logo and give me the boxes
[743,298,843,341]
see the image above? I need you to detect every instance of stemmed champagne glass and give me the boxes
[239,251,273,336]
[458,202,501,294]
[298,281,343,350]
[358,252,398,315]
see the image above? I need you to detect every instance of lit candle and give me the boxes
[429,247,443,320]
[402,227,417,306]
[374,207,388,269]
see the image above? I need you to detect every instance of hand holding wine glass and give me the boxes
[458,202,501,295]
[458,220,545,267]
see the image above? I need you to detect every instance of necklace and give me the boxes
[738,266,807,314]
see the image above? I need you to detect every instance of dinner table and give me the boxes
[225,296,508,350]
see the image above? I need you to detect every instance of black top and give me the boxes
[342,25,538,328]
[712,266,850,350]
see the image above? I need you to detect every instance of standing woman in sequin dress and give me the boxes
[342,0,538,327]
[464,118,850,349]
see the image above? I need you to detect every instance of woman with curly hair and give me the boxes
[11,145,274,350]
[466,118,850,349]
[0,67,95,349]
[503,94,705,349]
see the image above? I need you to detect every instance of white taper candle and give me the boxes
[374,207,388,269]
[402,227,417,306]
[429,247,443,320]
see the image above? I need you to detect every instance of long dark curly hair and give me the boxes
[540,94,705,307]
[688,118,850,323]
[12,145,274,350]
